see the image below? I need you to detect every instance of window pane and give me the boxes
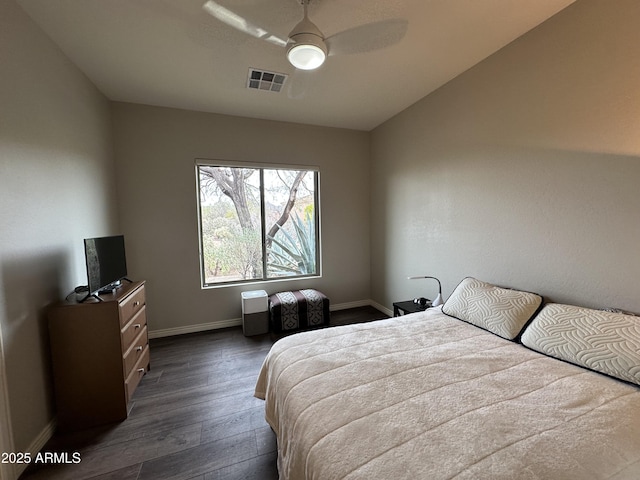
[197,163,319,286]
[264,169,317,278]
[198,166,263,284]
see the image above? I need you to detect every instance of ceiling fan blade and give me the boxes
[202,0,289,48]
[326,18,408,56]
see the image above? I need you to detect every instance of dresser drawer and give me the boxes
[121,307,147,353]
[123,325,148,377]
[125,345,149,401]
[119,285,146,327]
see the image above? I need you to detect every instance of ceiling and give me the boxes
[17,0,576,131]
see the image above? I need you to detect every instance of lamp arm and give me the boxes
[407,275,444,307]
[407,276,441,293]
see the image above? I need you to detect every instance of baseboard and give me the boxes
[12,419,56,479]
[330,300,372,310]
[148,299,390,339]
[149,318,242,339]
[369,300,393,317]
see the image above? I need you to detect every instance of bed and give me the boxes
[255,277,640,479]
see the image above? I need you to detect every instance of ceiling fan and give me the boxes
[202,0,408,70]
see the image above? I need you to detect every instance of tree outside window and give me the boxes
[196,163,319,286]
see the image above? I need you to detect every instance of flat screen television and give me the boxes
[84,235,128,298]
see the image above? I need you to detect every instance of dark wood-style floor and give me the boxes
[20,306,388,480]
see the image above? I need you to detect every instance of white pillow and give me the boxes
[442,277,543,340]
[521,303,640,386]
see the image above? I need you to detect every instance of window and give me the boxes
[196,162,320,286]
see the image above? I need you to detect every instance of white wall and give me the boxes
[111,103,371,335]
[0,0,117,471]
[371,0,640,312]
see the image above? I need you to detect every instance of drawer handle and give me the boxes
[134,323,141,329]
[133,301,140,307]
[137,368,145,374]
[136,346,143,352]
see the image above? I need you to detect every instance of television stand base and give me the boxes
[79,293,104,303]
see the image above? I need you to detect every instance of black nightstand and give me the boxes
[393,299,431,317]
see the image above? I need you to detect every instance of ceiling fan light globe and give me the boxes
[288,43,326,70]
[287,32,327,70]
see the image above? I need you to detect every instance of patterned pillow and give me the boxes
[442,277,543,340]
[521,303,640,386]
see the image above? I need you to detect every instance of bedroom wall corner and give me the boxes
[370,0,640,313]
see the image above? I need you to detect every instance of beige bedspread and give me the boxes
[255,308,640,479]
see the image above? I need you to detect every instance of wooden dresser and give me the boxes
[47,280,150,431]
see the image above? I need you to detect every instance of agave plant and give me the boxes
[267,210,316,276]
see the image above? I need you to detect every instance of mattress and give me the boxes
[255,307,640,479]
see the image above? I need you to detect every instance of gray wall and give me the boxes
[0,0,116,464]
[111,103,371,335]
[371,0,640,312]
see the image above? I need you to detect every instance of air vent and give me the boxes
[247,68,288,93]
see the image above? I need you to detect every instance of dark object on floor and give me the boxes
[269,289,330,333]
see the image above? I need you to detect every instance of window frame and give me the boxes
[195,159,321,288]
